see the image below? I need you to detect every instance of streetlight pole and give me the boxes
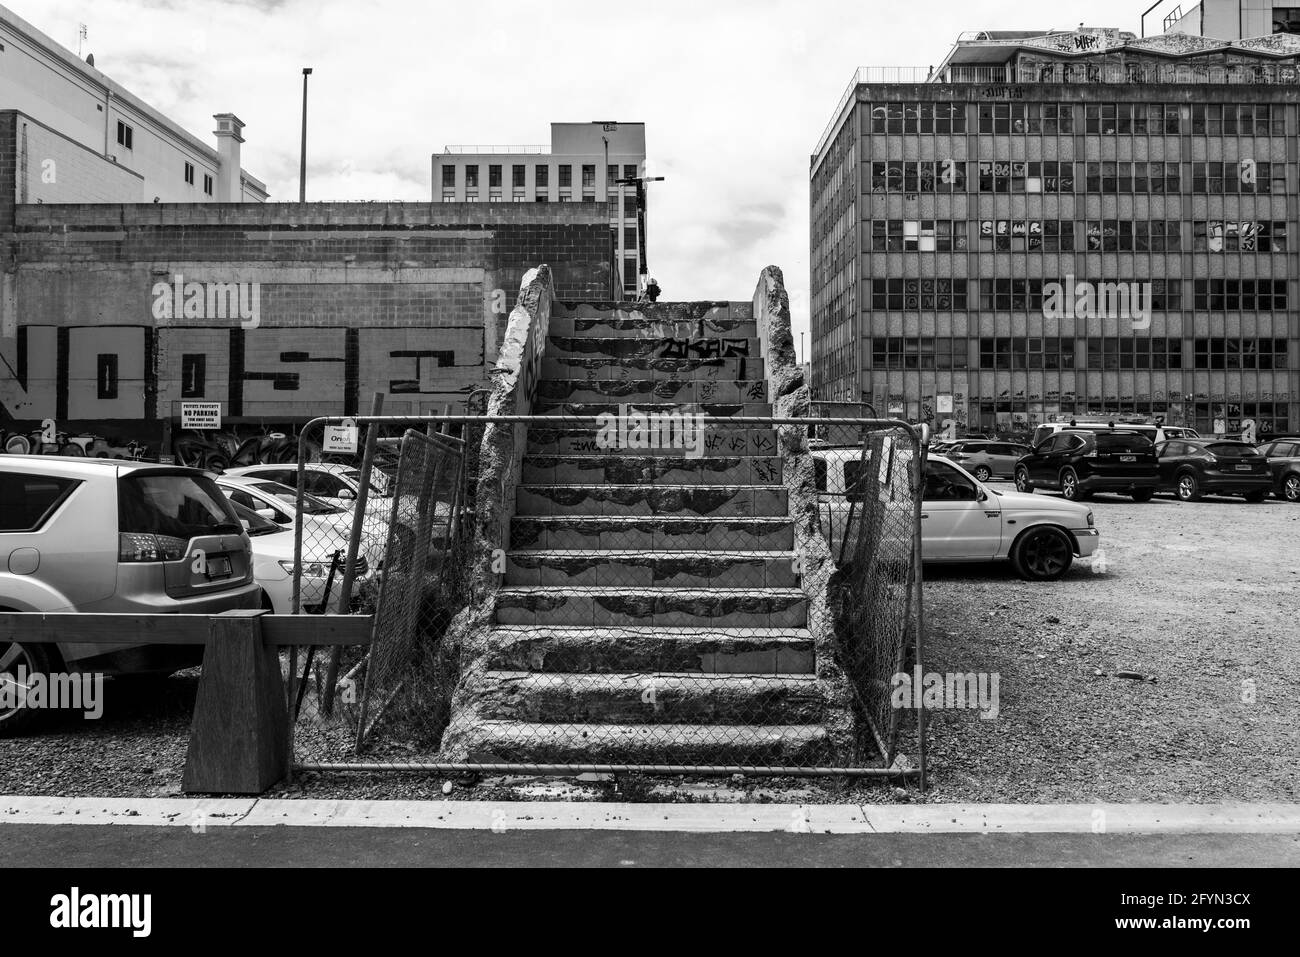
[615,170,664,294]
[299,67,312,203]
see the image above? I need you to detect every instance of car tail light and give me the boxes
[118,532,187,562]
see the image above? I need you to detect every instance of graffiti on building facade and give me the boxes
[0,323,486,441]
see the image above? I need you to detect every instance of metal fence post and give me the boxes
[319,392,384,717]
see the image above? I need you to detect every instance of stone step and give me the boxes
[548,316,757,339]
[522,454,782,487]
[505,549,800,588]
[526,426,778,458]
[545,336,761,363]
[537,378,768,405]
[540,356,765,382]
[484,625,815,675]
[447,720,830,766]
[470,672,825,725]
[514,484,788,518]
[532,401,773,418]
[553,301,752,324]
[494,586,809,628]
[509,515,795,551]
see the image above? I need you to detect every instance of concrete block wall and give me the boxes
[0,200,613,449]
[7,113,146,205]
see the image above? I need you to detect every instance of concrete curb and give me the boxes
[2,796,1299,834]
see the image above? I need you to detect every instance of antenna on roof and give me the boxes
[77,23,87,57]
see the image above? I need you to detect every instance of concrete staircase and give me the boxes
[449,301,832,766]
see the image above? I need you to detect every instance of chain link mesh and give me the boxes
[282,413,923,777]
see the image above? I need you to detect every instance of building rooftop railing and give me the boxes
[812,59,1300,160]
[439,145,549,155]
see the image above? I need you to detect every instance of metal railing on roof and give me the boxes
[439,145,549,155]
[813,67,939,162]
[812,58,1300,160]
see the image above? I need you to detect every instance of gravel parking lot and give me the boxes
[2,489,1295,804]
[922,484,1300,804]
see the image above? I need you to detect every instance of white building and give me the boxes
[433,122,646,298]
[1159,0,1298,38]
[0,2,267,204]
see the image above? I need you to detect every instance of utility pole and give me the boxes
[299,68,312,203]
[615,168,664,292]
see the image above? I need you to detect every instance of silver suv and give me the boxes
[1,457,261,728]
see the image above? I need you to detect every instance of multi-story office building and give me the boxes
[433,122,646,299]
[1162,0,1300,39]
[0,3,267,204]
[810,24,1300,436]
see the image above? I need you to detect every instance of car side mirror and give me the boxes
[256,508,276,521]
[338,488,356,501]
[977,489,988,502]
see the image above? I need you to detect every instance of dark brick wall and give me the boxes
[0,200,614,452]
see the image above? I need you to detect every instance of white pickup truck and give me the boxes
[812,447,1100,581]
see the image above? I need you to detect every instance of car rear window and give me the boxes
[251,481,340,514]
[229,500,282,536]
[0,472,81,532]
[843,460,869,502]
[1205,443,1256,458]
[118,473,239,537]
[1096,433,1155,453]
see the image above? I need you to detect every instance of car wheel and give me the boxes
[973,465,992,482]
[1244,490,1268,503]
[1059,468,1087,501]
[3,434,31,455]
[1176,472,1202,502]
[1130,488,1154,502]
[1011,526,1075,581]
[1282,475,1300,503]
[1014,466,1033,493]
[0,639,56,735]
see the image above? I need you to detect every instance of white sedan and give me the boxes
[814,449,1100,581]
[222,462,391,511]
[214,474,389,570]
[229,502,372,613]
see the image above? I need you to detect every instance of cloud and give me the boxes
[19,0,1156,348]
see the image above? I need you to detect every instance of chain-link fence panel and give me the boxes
[286,417,473,766]
[814,422,925,767]
[284,413,925,782]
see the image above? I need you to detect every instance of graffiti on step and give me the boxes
[702,431,776,455]
[657,337,751,361]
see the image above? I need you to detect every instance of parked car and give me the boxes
[1153,439,1272,502]
[812,450,1100,581]
[1256,438,1300,503]
[213,475,389,569]
[0,457,261,730]
[228,501,370,614]
[1030,421,1198,448]
[1014,430,1159,501]
[946,440,1032,481]
[223,462,392,510]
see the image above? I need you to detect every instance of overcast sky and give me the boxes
[24,0,1168,357]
